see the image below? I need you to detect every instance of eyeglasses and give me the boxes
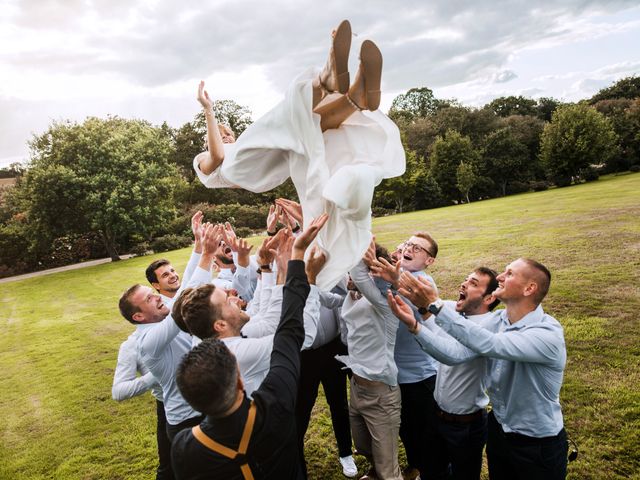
[404,241,434,257]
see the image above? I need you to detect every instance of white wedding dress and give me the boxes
[193,67,405,291]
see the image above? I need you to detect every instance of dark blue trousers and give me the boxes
[487,411,568,480]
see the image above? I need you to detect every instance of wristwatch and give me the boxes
[428,298,445,316]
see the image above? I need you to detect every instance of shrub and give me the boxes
[129,242,151,257]
[530,180,551,191]
[150,234,192,253]
[629,165,640,172]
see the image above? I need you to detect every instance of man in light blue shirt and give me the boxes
[396,258,568,480]
[370,231,440,480]
[118,224,220,441]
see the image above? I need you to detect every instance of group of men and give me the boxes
[113,202,569,480]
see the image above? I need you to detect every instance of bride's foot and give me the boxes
[318,20,351,95]
[347,40,382,111]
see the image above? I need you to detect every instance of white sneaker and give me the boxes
[340,455,358,477]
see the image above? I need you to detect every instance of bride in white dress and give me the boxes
[193,20,405,291]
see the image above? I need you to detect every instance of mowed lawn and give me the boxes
[1,173,639,479]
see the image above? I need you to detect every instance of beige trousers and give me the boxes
[349,376,403,480]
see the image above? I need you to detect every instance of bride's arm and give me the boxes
[197,80,225,175]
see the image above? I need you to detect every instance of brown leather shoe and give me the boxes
[319,19,351,94]
[347,39,382,111]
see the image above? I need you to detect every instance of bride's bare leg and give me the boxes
[315,40,383,131]
[313,20,351,110]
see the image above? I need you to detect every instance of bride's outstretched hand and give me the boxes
[197,81,214,111]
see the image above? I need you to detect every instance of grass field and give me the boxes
[1,173,639,479]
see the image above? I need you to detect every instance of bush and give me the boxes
[530,180,551,191]
[185,203,271,231]
[234,227,253,238]
[629,164,640,172]
[579,167,600,182]
[506,181,531,195]
[372,206,396,217]
[150,234,192,253]
[129,242,151,257]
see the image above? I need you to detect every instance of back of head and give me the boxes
[119,284,142,324]
[374,243,391,263]
[177,338,238,417]
[521,258,551,305]
[474,266,500,311]
[181,284,219,340]
[146,259,170,285]
[171,288,193,334]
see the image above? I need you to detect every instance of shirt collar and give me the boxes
[502,304,544,330]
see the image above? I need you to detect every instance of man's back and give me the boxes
[171,259,309,479]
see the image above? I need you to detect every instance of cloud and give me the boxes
[494,70,518,83]
[1,0,639,164]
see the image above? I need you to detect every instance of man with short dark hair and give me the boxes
[394,258,568,480]
[388,267,500,480]
[118,224,221,441]
[171,214,329,480]
[144,212,205,310]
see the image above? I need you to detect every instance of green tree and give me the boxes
[488,96,537,117]
[483,128,531,196]
[535,97,563,122]
[375,150,424,212]
[593,98,640,171]
[25,116,179,260]
[539,104,618,186]
[389,87,449,122]
[456,161,477,203]
[590,76,640,103]
[194,99,252,137]
[430,130,480,202]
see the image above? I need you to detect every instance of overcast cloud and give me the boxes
[1,0,639,167]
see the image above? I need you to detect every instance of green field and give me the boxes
[1,173,639,479]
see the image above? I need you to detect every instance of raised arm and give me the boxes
[196,81,225,175]
[386,292,479,365]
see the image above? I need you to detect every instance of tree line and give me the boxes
[0,76,638,277]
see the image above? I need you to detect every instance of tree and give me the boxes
[25,116,180,260]
[535,97,563,122]
[488,96,537,117]
[590,76,640,103]
[593,98,640,171]
[430,130,480,202]
[374,150,424,212]
[539,104,618,186]
[389,87,449,122]
[483,128,531,196]
[194,99,252,137]
[456,162,477,203]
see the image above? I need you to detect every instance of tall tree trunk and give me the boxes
[466,192,470,204]
[101,228,120,261]
[501,181,507,197]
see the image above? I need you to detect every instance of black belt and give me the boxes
[435,404,485,424]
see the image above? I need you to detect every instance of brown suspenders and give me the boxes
[191,401,258,480]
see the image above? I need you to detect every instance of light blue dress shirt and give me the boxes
[394,271,439,384]
[434,304,566,437]
[137,266,212,425]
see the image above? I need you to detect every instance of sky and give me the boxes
[1,0,639,168]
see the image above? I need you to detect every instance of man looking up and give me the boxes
[388,267,500,480]
[369,231,440,480]
[394,258,568,480]
[118,224,222,441]
[171,214,329,480]
[145,211,205,309]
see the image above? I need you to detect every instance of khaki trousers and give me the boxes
[349,375,402,480]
